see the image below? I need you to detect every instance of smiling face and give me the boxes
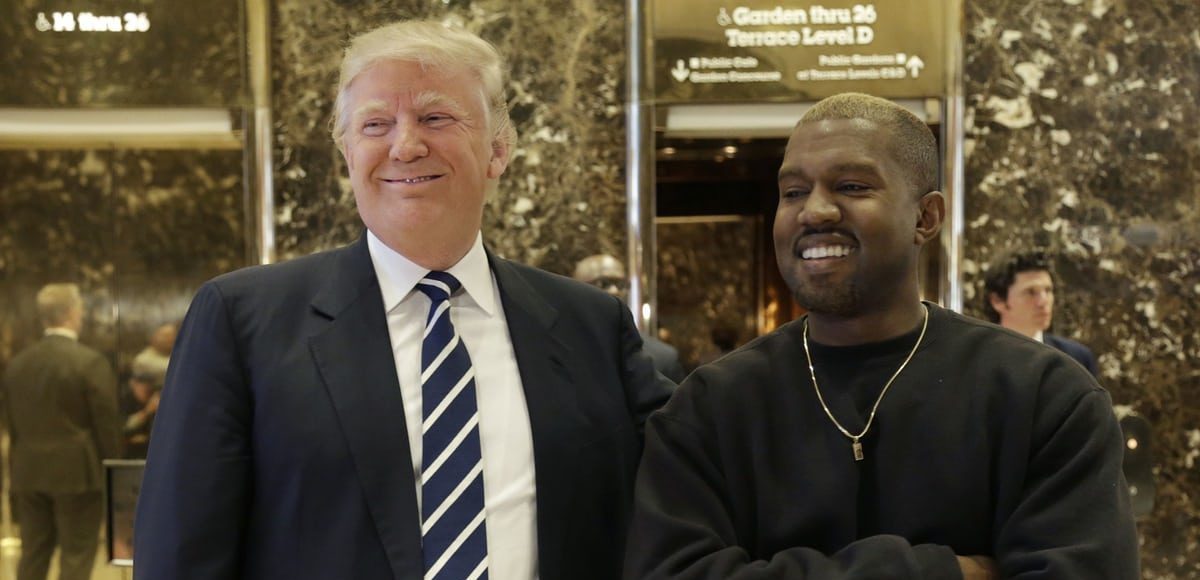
[774,118,942,317]
[340,59,510,267]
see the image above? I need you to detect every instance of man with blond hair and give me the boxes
[134,20,672,580]
[2,283,121,580]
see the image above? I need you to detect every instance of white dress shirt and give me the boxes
[45,327,79,340]
[367,230,538,580]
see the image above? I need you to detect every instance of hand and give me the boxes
[957,555,999,580]
[145,391,161,414]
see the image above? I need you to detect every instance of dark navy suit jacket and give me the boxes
[133,234,673,579]
[1045,333,1099,377]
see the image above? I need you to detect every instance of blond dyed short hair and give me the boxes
[799,92,939,195]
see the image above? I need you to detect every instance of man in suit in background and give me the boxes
[2,283,121,580]
[573,254,687,383]
[984,249,1100,376]
[133,19,673,580]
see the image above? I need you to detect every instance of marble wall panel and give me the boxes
[961,1,1200,577]
[0,0,243,106]
[0,150,117,364]
[0,149,246,378]
[657,218,760,372]
[273,0,628,275]
[109,149,246,371]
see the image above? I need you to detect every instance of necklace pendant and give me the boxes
[852,439,864,461]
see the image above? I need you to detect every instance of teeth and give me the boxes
[801,245,853,260]
[389,176,436,183]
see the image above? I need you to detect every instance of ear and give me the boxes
[988,291,1009,315]
[487,134,511,179]
[914,190,945,245]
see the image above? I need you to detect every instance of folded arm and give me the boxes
[624,402,965,580]
[993,385,1139,578]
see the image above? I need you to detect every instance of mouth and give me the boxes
[800,244,856,260]
[381,174,442,184]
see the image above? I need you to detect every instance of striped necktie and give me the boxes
[416,271,489,580]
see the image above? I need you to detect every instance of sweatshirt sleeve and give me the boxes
[994,384,1140,579]
[623,381,962,580]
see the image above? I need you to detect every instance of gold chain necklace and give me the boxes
[802,304,929,462]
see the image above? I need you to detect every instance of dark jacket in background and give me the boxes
[2,334,122,493]
[1045,332,1100,377]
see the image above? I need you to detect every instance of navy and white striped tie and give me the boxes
[417,271,488,580]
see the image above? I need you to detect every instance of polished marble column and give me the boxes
[961,2,1200,576]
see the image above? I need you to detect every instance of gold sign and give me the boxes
[652,0,946,103]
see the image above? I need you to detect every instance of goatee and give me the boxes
[792,280,861,317]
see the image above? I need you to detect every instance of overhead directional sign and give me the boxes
[652,0,946,103]
[0,0,244,107]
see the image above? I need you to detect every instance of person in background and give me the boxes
[120,323,176,457]
[121,361,161,458]
[624,92,1138,579]
[696,323,740,367]
[134,19,672,580]
[984,249,1100,376]
[130,323,176,387]
[1,283,121,580]
[573,254,686,383]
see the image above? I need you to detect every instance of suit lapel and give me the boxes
[308,235,423,580]
[489,253,586,580]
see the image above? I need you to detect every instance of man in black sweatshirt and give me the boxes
[624,93,1139,580]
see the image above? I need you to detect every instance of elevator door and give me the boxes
[655,137,792,373]
[0,147,249,572]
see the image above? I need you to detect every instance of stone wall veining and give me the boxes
[273,0,628,276]
[0,149,246,376]
[658,219,761,372]
[962,1,1200,576]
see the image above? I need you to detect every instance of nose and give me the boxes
[389,122,428,162]
[798,187,840,227]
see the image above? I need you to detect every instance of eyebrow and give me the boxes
[829,162,883,176]
[778,167,808,182]
[350,99,390,124]
[778,162,883,182]
[349,92,472,125]
[412,91,469,118]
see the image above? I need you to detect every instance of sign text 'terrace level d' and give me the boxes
[652,1,946,103]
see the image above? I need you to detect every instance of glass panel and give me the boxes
[0,146,247,575]
[110,148,246,458]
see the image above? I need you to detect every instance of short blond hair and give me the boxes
[36,283,82,327]
[330,20,516,151]
[799,92,939,195]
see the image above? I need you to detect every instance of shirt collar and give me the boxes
[366,230,497,316]
[45,327,78,341]
[1034,330,1045,343]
